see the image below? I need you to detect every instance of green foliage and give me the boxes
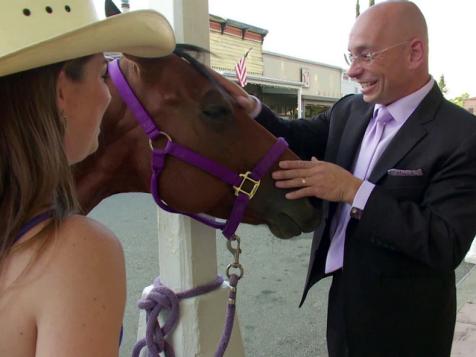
[437,74,448,95]
[451,92,470,108]
[369,0,375,6]
[356,0,360,17]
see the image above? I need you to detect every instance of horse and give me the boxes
[72,45,321,239]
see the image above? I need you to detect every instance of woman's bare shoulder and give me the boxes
[38,214,125,281]
[33,215,126,356]
[59,214,121,244]
[54,214,123,255]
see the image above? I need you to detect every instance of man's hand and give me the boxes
[272,157,363,204]
[210,70,258,114]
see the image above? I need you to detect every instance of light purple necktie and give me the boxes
[325,107,393,273]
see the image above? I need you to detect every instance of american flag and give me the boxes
[235,48,252,88]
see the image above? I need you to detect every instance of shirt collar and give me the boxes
[374,77,435,124]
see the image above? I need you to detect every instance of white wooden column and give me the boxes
[297,87,303,118]
[465,239,476,264]
[137,1,245,356]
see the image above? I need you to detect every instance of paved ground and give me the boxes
[89,193,475,357]
[453,263,476,356]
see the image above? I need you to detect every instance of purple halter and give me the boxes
[108,59,288,239]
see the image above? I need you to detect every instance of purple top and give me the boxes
[15,211,53,243]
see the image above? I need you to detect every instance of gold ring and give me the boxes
[301,178,306,185]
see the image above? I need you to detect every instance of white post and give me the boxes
[121,0,130,12]
[297,87,303,118]
[465,239,476,264]
[137,1,245,356]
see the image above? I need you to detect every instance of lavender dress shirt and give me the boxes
[325,78,435,273]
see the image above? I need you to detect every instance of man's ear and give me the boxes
[408,38,424,70]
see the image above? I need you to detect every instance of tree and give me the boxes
[369,0,375,6]
[356,0,360,17]
[451,92,470,108]
[437,74,448,96]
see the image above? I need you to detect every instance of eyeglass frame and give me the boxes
[344,40,410,66]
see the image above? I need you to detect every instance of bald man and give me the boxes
[219,1,476,356]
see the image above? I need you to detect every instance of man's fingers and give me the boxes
[210,69,248,96]
[273,160,321,180]
[275,176,310,188]
[278,160,318,169]
[236,96,255,112]
[272,168,313,180]
[284,187,314,200]
[210,69,256,112]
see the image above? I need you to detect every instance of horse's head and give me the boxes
[75,47,321,239]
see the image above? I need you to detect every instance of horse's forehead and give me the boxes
[127,54,189,75]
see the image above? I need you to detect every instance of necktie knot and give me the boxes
[375,106,393,125]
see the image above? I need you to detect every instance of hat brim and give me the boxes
[0,10,175,76]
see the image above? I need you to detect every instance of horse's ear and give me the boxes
[105,0,122,17]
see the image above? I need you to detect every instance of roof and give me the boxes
[209,14,268,36]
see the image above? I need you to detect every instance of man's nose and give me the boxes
[346,60,364,79]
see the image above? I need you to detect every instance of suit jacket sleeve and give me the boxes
[255,104,330,160]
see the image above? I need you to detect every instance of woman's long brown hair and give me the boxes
[0,57,91,267]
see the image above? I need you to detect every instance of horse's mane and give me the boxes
[173,43,211,78]
[174,44,229,98]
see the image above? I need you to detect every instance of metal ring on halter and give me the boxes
[226,262,244,279]
[149,131,173,151]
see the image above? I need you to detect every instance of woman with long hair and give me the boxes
[0,1,174,355]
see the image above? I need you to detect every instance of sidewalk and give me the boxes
[452,261,476,356]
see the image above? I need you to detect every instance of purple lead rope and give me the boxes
[132,275,231,357]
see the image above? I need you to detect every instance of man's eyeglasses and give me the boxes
[344,41,409,66]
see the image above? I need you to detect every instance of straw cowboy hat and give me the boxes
[0,0,175,76]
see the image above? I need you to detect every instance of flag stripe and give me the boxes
[235,56,248,87]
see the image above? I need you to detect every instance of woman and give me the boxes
[0,1,174,355]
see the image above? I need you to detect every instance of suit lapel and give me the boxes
[368,83,443,182]
[368,119,427,182]
[335,101,374,170]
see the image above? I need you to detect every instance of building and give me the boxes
[209,15,348,119]
[463,97,476,114]
[342,72,361,96]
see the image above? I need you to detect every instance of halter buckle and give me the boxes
[233,171,260,199]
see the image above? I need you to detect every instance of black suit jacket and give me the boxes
[257,84,476,356]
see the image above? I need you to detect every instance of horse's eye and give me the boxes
[202,105,231,120]
[200,89,233,124]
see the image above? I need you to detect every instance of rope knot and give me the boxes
[132,276,225,357]
[132,278,180,357]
